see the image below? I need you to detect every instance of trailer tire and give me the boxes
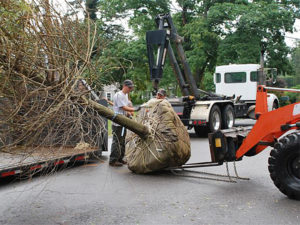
[208,105,222,133]
[268,133,300,200]
[222,104,235,129]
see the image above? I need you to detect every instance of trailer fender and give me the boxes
[190,100,233,122]
[190,101,213,121]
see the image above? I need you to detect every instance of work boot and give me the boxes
[119,159,127,165]
[109,161,123,167]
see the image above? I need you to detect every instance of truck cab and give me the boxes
[214,64,279,117]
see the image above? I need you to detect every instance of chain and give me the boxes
[170,161,249,183]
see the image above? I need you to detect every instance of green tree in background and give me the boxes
[292,43,300,84]
[210,1,297,75]
[172,0,237,87]
[68,0,300,101]
[95,0,171,98]
[97,0,170,36]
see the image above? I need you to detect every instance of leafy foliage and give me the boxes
[210,1,295,72]
[291,43,300,84]
[75,0,300,103]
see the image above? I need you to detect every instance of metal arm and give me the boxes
[146,13,201,98]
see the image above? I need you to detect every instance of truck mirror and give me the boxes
[264,68,277,84]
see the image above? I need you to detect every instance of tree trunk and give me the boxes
[259,49,266,85]
[82,96,150,139]
[195,57,210,87]
[182,6,187,26]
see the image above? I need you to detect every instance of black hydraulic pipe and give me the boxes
[167,44,190,96]
[174,38,200,98]
[163,15,200,99]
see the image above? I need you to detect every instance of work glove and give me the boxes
[126,111,133,118]
[134,106,141,112]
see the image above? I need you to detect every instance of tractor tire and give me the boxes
[194,126,207,137]
[221,104,235,129]
[268,132,300,200]
[208,105,222,133]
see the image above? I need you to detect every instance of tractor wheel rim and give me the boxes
[290,155,300,180]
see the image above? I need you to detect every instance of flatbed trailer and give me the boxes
[0,81,108,179]
[0,146,101,178]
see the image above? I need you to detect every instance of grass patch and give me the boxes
[108,119,112,136]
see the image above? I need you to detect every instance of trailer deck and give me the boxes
[0,146,99,178]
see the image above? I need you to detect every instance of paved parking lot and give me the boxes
[0,123,299,224]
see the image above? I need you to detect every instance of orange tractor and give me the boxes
[174,85,300,199]
[206,85,300,199]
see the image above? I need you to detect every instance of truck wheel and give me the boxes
[194,126,207,137]
[208,105,222,133]
[268,133,300,200]
[222,104,235,129]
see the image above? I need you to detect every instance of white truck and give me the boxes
[214,64,279,118]
[146,14,278,137]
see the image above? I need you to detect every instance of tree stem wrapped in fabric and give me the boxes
[125,99,191,174]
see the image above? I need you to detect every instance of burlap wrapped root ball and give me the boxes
[125,99,191,174]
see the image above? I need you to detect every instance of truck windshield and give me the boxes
[225,72,246,83]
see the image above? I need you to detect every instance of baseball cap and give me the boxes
[157,88,167,96]
[123,79,134,88]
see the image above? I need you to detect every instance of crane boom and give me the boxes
[146,13,200,98]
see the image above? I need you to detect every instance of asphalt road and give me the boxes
[0,122,299,225]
